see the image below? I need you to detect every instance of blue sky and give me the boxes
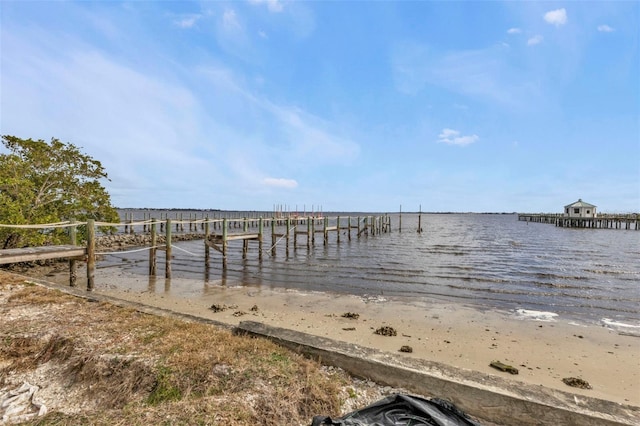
[1,1,638,213]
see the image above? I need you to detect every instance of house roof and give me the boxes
[564,199,597,208]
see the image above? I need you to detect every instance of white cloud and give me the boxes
[392,42,542,107]
[249,0,284,13]
[597,24,615,33]
[223,9,242,31]
[544,8,567,27]
[174,14,201,29]
[527,35,543,46]
[263,177,298,188]
[437,129,478,146]
[507,28,522,34]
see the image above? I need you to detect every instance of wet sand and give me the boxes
[88,269,640,407]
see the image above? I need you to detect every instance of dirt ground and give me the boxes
[0,270,416,425]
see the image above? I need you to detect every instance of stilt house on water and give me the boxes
[519,200,637,229]
[564,199,597,218]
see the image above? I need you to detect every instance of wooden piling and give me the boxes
[323,217,329,246]
[286,218,291,255]
[258,218,264,261]
[86,219,95,291]
[165,219,172,279]
[204,220,210,264]
[271,217,277,256]
[243,218,249,259]
[149,219,157,276]
[222,218,228,269]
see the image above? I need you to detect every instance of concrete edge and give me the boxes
[9,275,639,426]
[236,320,640,426]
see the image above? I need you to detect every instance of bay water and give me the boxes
[103,212,639,328]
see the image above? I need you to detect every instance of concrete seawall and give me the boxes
[236,321,639,426]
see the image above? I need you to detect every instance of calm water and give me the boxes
[102,212,640,326]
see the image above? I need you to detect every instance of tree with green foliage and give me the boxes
[0,135,120,249]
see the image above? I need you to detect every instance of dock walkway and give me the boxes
[518,214,638,230]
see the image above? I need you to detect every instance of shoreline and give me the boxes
[76,268,640,407]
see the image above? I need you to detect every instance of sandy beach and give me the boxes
[87,269,640,408]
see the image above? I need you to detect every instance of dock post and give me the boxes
[243,218,248,259]
[418,205,422,234]
[347,216,351,241]
[149,219,157,276]
[222,218,228,269]
[165,219,172,279]
[271,217,276,256]
[307,217,311,249]
[286,217,290,256]
[204,220,210,264]
[357,216,361,237]
[312,216,316,245]
[399,205,402,233]
[323,217,328,246]
[337,216,341,244]
[258,218,264,261]
[86,219,95,291]
[69,220,77,287]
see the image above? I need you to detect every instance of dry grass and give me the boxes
[0,271,350,425]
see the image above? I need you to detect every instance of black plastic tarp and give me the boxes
[311,394,482,426]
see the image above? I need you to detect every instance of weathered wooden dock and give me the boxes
[0,245,86,264]
[0,220,98,289]
[1,213,407,290]
[518,213,639,230]
[202,215,390,268]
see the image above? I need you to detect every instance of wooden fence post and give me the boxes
[86,219,95,291]
[166,219,172,278]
